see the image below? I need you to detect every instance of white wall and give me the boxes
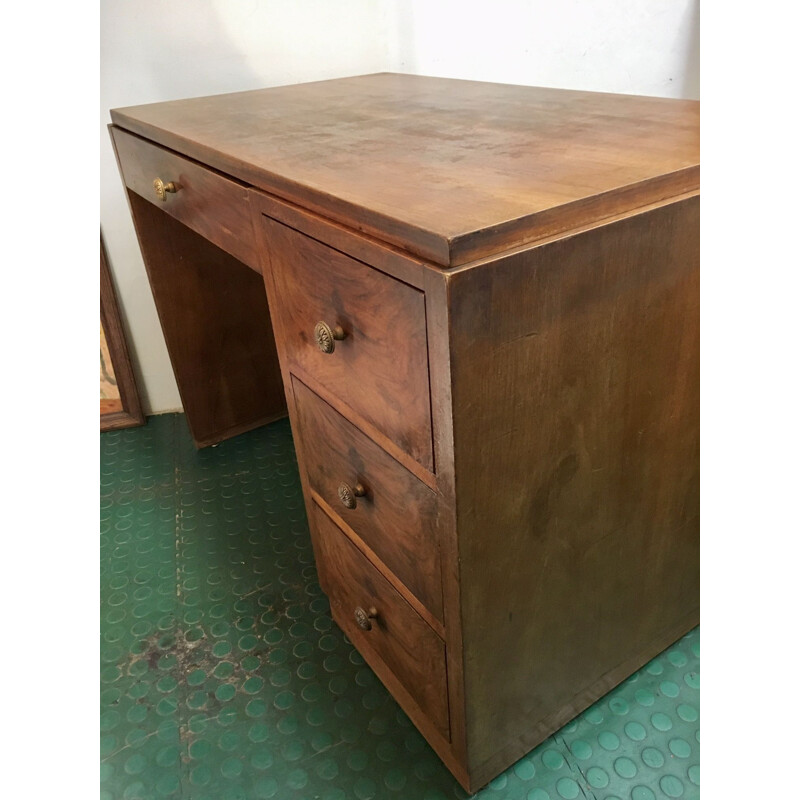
[101,0,699,414]
[386,0,699,99]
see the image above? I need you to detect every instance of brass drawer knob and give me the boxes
[338,482,365,509]
[314,321,346,353]
[153,177,177,201]
[354,606,378,631]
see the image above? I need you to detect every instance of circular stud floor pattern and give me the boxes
[101,414,699,800]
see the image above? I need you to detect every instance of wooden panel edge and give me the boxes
[100,230,145,430]
[250,195,323,540]
[100,410,146,432]
[448,166,700,266]
[445,188,701,277]
[422,269,470,772]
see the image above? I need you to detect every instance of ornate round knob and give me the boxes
[153,177,177,201]
[337,482,366,509]
[354,606,378,631]
[314,321,346,354]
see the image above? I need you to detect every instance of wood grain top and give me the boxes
[111,73,699,266]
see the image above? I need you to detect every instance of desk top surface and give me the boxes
[111,73,699,266]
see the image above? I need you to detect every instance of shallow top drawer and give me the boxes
[263,216,434,472]
[111,127,259,272]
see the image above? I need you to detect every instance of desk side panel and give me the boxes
[121,189,286,446]
[449,197,700,784]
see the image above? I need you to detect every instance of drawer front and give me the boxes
[111,127,259,272]
[293,377,443,622]
[263,216,434,472]
[312,504,450,739]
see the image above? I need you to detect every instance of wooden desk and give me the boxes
[110,73,699,792]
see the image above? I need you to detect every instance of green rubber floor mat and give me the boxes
[100,413,699,800]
